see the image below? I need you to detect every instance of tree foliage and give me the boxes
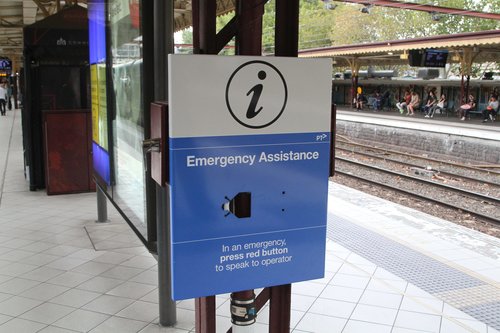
[179,0,499,71]
[287,0,500,47]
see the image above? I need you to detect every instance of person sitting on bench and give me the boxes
[407,90,420,116]
[459,95,476,121]
[426,94,446,118]
[482,95,499,123]
[396,90,411,114]
[422,90,437,116]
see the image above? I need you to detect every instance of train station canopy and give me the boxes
[1,0,496,68]
[298,29,500,67]
[0,0,236,66]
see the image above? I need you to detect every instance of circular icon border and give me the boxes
[225,60,288,129]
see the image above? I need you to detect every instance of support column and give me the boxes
[266,2,298,331]
[96,185,108,223]
[193,0,217,54]
[231,1,265,332]
[192,2,218,332]
[269,285,291,333]
[347,58,360,108]
[156,185,176,326]
[153,0,176,327]
[195,297,216,332]
[460,47,474,104]
[236,0,265,56]
[275,0,299,57]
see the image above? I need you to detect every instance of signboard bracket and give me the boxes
[148,102,169,186]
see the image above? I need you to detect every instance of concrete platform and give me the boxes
[0,108,499,333]
[336,108,500,141]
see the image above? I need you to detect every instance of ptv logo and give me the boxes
[225,61,288,129]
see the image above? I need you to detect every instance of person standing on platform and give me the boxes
[12,81,18,109]
[0,82,7,116]
[6,81,12,110]
[355,93,365,111]
[354,86,365,111]
[373,91,382,111]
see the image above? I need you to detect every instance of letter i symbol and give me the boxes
[245,70,266,119]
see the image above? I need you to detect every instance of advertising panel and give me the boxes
[88,0,110,184]
[168,55,332,300]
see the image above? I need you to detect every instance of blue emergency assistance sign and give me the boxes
[168,55,332,300]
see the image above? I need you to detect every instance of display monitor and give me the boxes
[423,49,448,68]
[408,50,424,67]
[409,49,448,68]
[0,59,12,71]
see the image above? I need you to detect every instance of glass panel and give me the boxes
[108,0,147,238]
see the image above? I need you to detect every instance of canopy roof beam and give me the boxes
[32,0,50,17]
[335,0,500,21]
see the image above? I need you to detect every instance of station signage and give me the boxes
[168,55,331,300]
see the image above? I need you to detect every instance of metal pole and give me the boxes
[154,0,176,326]
[156,185,176,326]
[96,184,108,223]
[231,290,256,333]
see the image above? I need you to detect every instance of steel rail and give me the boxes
[336,139,500,176]
[334,170,500,225]
[336,157,500,206]
[336,146,500,188]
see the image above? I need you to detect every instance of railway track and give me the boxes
[335,157,500,225]
[336,138,500,184]
[336,147,500,195]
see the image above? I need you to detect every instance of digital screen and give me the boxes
[409,49,448,68]
[423,49,448,68]
[408,50,423,67]
[0,59,12,71]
